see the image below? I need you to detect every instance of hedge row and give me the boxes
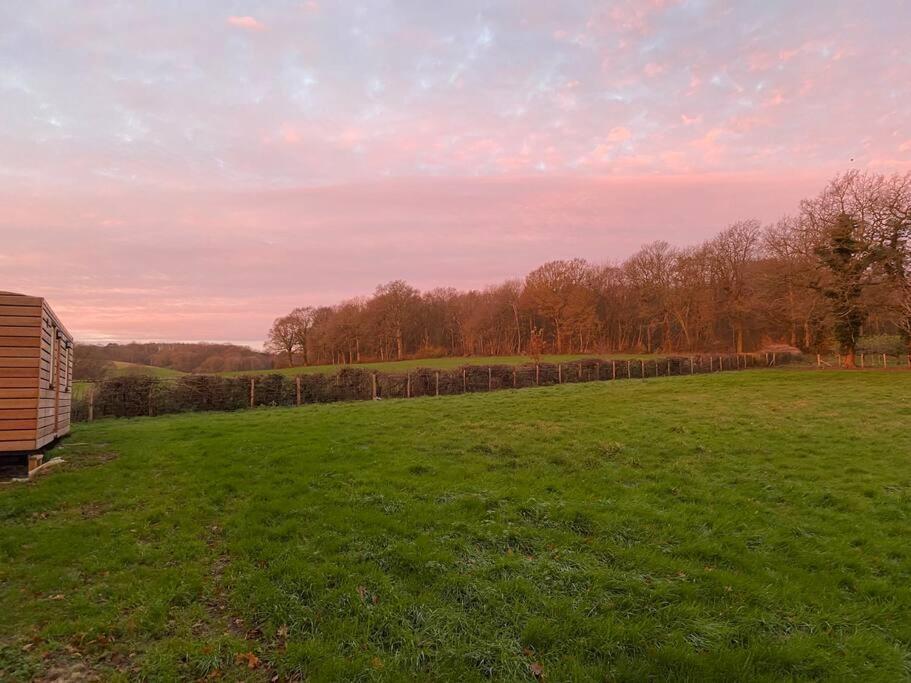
[72,353,799,421]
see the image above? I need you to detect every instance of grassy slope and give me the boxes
[1,371,910,680]
[74,363,186,399]
[109,361,186,378]
[220,353,657,378]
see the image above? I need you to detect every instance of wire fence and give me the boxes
[71,353,810,423]
[813,352,911,369]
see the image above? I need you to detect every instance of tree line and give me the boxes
[267,171,911,369]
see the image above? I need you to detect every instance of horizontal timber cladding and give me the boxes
[72,352,802,421]
[0,292,73,452]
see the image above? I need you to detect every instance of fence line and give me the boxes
[73,353,803,422]
[816,352,911,369]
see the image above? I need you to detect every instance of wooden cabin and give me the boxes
[0,292,73,455]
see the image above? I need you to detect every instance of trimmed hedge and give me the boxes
[72,353,800,422]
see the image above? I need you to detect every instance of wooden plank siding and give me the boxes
[0,292,72,452]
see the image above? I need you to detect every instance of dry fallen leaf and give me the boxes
[370,656,384,670]
[530,661,544,678]
[235,651,261,669]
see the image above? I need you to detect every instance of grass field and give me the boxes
[2,371,910,680]
[109,361,186,378]
[219,354,655,378]
[74,363,186,400]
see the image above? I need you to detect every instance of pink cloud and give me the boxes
[227,15,265,31]
[607,126,632,143]
[280,125,302,144]
[899,140,911,153]
[763,90,785,107]
[644,62,666,77]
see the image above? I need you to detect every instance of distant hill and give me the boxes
[75,342,272,380]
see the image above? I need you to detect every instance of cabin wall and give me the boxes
[0,294,42,451]
[37,300,72,448]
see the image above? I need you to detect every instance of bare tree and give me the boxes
[708,221,760,352]
[266,314,299,367]
[523,259,597,353]
[370,280,420,360]
[288,307,315,365]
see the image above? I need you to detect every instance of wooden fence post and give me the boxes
[690,357,694,374]
[558,364,562,384]
[640,359,645,379]
[627,360,631,379]
[488,367,493,391]
[535,364,540,385]
[88,384,95,422]
[406,374,411,398]
[883,353,888,368]
[667,358,671,375]
[612,360,616,380]
[250,378,255,408]
[709,356,713,372]
[860,353,865,369]
[512,367,517,388]
[435,371,440,396]
[296,376,301,406]
[463,369,467,392]
[816,354,821,368]
[372,373,377,400]
[772,352,776,366]
[578,362,583,381]
[148,383,154,417]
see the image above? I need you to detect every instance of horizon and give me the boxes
[2,1,909,346]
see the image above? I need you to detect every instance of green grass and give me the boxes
[109,361,186,378]
[74,363,186,399]
[220,353,657,378]
[2,370,910,680]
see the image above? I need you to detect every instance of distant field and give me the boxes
[220,353,659,378]
[72,354,663,398]
[2,370,909,680]
[109,361,186,378]
[73,362,186,399]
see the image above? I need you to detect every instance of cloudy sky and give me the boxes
[1,1,909,347]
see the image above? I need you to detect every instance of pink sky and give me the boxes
[1,1,909,347]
